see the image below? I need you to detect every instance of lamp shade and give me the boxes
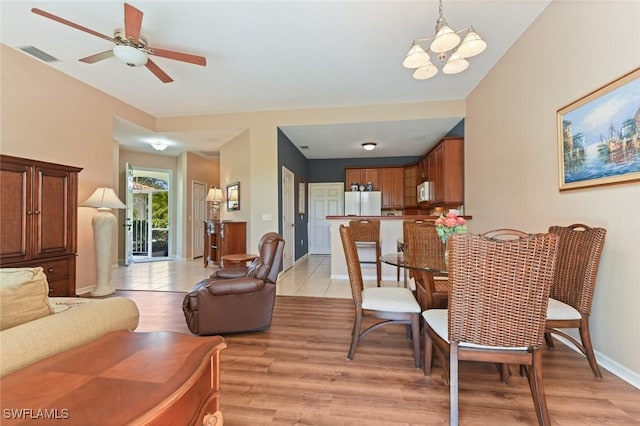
[402,44,430,69]
[442,53,469,74]
[206,187,224,202]
[81,187,126,210]
[228,188,239,202]
[457,28,487,58]
[430,23,460,53]
[413,63,438,80]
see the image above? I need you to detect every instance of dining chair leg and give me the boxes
[348,313,363,360]
[579,315,602,378]
[411,314,420,369]
[544,331,555,349]
[525,349,551,426]
[450,341,460,426]
[423,327,433,376]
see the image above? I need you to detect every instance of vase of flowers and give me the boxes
[435,212,467,265]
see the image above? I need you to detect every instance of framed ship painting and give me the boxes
[557,67,640,190]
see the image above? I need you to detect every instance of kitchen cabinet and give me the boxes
[378,167,404,209]
[422,137,464,207]
[403,164,419,208]
[204,221,246,266]
[0,155,82,296]
[345,168,379,191]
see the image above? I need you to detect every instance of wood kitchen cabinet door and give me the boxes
[345,168,379,190]
[379,167,404,208]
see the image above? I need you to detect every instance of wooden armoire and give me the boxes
[0,155,82,296]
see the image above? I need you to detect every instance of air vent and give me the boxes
[18,46,59,63]
[299,146,310,150]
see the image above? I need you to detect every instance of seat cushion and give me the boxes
[422,309,528,350]
[0,267,53,331]
[362,287,420,313]
[546,297,581,320]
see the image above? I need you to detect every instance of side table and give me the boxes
[220,253,258,268]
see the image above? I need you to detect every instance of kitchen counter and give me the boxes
[326,215,471,281]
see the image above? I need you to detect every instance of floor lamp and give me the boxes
[206,187,224,221]
[81,187,126,297]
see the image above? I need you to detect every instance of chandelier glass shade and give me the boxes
[403,0,486,80]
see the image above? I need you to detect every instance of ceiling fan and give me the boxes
[31,3,207,83]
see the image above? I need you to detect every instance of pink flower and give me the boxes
[435,217,445,225]
[457,217,466,225]
[444,217,458,227]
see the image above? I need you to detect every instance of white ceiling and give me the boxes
[1,1,550,159]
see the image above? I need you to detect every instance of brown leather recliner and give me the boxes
[182,232,285,335]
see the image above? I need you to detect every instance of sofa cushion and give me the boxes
[0,297,140,377]
[0,267,53,331]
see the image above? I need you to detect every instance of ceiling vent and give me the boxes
[18,46,59,63]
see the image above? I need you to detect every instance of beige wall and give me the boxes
[466,1,640,379]
[1,45,154,290]
[185,152,220,259]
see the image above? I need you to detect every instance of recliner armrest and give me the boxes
[206,278,265,296]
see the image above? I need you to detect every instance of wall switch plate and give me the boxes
[262,214,272,221]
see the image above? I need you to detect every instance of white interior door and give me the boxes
[308,183,344,254]
[282,167,295,271]
[192,181,207,259]
[124,163,134,266]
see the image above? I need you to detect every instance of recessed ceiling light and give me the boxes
[362,142,377,151]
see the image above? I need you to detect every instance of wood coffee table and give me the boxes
[220,253,258,268]
[0,330,226,425]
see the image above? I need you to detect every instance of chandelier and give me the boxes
[402,0,487,80]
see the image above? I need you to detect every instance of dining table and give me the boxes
[380,252,449,310]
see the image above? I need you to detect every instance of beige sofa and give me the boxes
[0,267,140,377]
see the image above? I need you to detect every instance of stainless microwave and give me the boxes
[417,181,431,202]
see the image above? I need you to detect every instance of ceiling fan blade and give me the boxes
[145,59,174,83]
[124,3,143,44]
[148,47,207,66]
[31,8,114,43]
[79,50,115,64]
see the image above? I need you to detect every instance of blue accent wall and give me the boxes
[277,129,308,261]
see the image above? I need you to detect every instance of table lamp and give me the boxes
[206,187,224,221]
[81,187,126,296]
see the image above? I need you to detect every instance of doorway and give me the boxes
[126,166,173,263]
[192,181,207,259]
[281,167,295,271]
[308,183,344,254]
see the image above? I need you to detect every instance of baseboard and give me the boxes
[75,285,93,296]
[279,253,309,279]
[551,335,640,390]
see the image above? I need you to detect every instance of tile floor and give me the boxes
[111,255,398,298]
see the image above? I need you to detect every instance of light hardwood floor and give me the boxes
[112,257,640,425]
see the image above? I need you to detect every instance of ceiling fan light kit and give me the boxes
[113,45,148,67]
[31,3,206,83]
[403,0,486,80]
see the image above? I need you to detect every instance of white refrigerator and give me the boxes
[344,191,382,216]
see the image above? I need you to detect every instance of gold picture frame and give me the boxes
[557,67,640,190]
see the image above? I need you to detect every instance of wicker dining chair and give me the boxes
[339,225,421,368]
[423,232,559,426]
[545,223,606,378]
[348,219,382,286]
[404,221,448,310]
